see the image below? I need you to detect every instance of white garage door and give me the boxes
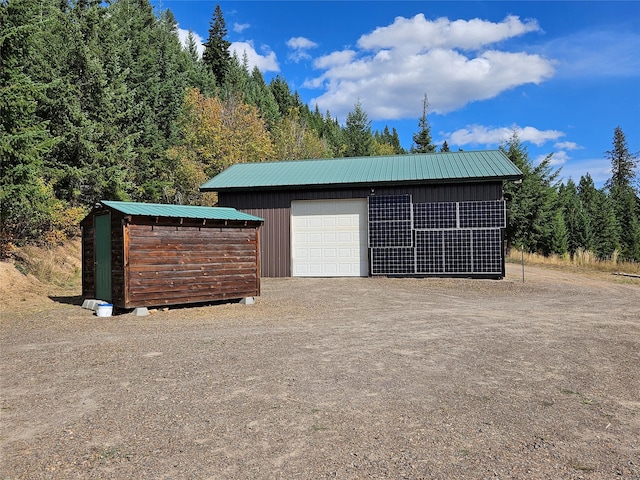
[291,199,368,277]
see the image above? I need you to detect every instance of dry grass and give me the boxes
[506,248,640,275]
[11,239,82,289]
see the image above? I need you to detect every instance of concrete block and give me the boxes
[82,299,108,311]
[132,307,149,317]
[240,297,255,305]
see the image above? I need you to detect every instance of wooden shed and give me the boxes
[81,201,263,309]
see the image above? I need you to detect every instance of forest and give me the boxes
[1,0,639,263]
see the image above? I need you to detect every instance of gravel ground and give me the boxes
[1,264,639,479]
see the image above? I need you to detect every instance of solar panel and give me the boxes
[371,247,415,275]
[368,194,413,247]
[472,229,503,273]
[368,195,411,222]
[459,201,506,228]
[413,202,457,229]
[416,231,444,274]
[444,230,472,273]
[368,221,413,247]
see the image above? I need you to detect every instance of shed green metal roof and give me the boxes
[101,201,263,222]
[199,150,523,192]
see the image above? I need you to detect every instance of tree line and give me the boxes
[1,0,639,262]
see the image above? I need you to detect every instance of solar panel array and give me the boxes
[369,196,505,276]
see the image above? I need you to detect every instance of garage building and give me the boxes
[200,151,522,279]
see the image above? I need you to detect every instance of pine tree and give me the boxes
[501,131,560,254]
[202,4,231,86]
[604,127,640,261]
[0,0,61,249]
[558,179,590,257]
[410,94,436,153]
[605,126,638,192]
[440,141,450,152]
[343,100,373,157]
[269,75,296,117]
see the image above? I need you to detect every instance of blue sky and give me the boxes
[155,1,639,187]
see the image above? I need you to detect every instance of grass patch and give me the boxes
[12,240,81,289]
[507,248,640,275]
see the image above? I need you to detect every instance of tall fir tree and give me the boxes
[410,94,436,153]
[604,127,640,261]
[558,179,590,257]
[202,4,231,87]
[605,126,638,192]
[501,131,560,254]
[343,100,373,157]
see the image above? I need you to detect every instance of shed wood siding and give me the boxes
[218,182,503,277]
[125,224,259,307]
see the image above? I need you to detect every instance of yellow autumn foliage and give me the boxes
[167,88,275,204]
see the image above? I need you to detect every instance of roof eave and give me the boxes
[201,174,524,193]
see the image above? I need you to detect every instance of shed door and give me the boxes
[291,199,368,277]
[95,213,112,301]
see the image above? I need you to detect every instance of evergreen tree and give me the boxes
[558,179,590,257]
[610,185,640,262]
[410,94,436,153]
[440,141,450,152]
[0,0,60,248]
[245,66,280,130]
[269,75,296,117]
[320,110,344,157]
[605,126,638,192]
[604,127,640,261]
[343,100,373,157]
[591,188,620,259]
[502,131,560,254]
[202,4,231,86]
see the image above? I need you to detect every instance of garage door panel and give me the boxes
[291,199,368,277]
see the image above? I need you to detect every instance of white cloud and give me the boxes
[554,141,582,151]
[306,14,554,121]
[233,22,250,33]
[358,14,541,53]
[287,36,318,50]
[286,36,319,63]
[230,41,279,73]
[443,125,564,148]
[177,27,205,59]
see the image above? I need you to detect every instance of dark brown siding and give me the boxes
[124,224,260,308]
[218,181,504,277]
[111,211,126,305]
[81,222,95,299]
[234,207,290,277]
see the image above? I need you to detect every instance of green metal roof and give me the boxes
[199,150,523,192]
[101,201,263,222]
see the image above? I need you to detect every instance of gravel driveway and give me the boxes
[1,264,639,479]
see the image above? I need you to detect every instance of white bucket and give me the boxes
[96,303,113,317]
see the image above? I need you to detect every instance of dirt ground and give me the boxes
[1,262,639,479]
